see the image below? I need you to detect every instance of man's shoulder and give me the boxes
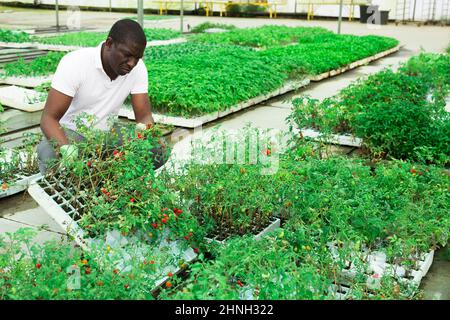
[60,47,96,65]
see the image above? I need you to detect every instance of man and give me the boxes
[38,19,165,174]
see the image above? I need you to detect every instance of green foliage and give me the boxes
[190,25,332,48]
[276,155,449,255]
[289,53,450,165]
[0,28,31,42]
[190,22,237,33]
[143,28,180,41]
[160,234,334,300]
[1,51,65,77]
[261,34,399,75]
[0,228,180,300]
[40,119,197,240]
[145,43,288,117]
[163,129,278,240]
[144,33,397,117]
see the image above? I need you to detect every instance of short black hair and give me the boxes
[108,19,146,47]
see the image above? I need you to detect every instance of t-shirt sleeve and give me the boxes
[51,52,81,97]
[130,60,148,95]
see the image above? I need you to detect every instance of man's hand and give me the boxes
[60,144,78,166]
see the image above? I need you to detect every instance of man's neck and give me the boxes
[101,43,118,81]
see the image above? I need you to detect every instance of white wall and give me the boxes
[7,0,450,21]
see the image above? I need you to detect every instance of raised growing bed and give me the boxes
[0,85,46,112]
[119,79,310,128]
[309,45,401,82]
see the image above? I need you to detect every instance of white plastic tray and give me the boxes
[0,85,46,112]
[0,148,41,198]
[0,74,52,87]
[0,173,41,198]
[298,128,363,147]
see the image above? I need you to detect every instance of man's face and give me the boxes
[106,39,145,76]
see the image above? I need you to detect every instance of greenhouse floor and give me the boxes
[0,6,449,299]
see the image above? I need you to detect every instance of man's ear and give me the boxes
[105,37,114,49]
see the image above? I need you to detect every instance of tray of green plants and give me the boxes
[158,149,448,299]
[26,121,199,292]
[260,34,400,79]
[0,51,64,87]
[0,132,41,198]
[131,34,397,125]
[0,28,183,50]
[0,28,36,48]
[159,127,283,243]
[32,28,182,49]
[289,53,450,166]
[118,42,310,126]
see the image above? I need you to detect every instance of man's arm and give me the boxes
[131,93,154,126]
[40,88,73,147]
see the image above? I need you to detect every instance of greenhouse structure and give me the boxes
[0,0,448,305]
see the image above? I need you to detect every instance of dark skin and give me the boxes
[40,37,154,148]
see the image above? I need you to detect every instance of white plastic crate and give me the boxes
[119,79,310,128]
[0,85,46,112]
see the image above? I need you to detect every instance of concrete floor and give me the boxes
[0,6,449,299]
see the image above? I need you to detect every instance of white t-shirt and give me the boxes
[51,42,148,131]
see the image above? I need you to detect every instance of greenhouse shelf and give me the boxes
[119,79,310,128]
[309,45,401,82]
[27,175,197,292]
[0,85,46,112]
[0,75,52,88]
